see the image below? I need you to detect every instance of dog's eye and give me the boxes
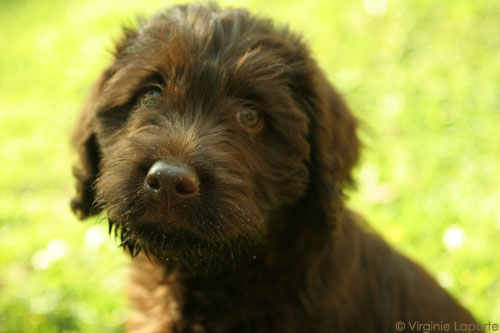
[138,86,163,107]
[236,110,262,129]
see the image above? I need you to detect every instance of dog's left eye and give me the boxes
[138,86,163,107]
[236,110,262,129]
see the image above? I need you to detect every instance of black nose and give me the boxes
[145,161,199,207]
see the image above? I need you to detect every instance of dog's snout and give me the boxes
[145,161,199,206]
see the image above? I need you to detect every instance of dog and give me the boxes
[71,3,480,332]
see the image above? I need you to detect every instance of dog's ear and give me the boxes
[295,62,360,231]
[70,70,111,219]
[309,70,360,188]
[70,26,138,220]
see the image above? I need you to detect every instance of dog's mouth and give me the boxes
[108,216,258,272]
[109,217,209,255]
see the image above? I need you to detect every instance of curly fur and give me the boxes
[71,3,479,332]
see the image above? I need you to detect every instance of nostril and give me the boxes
[146,173,161,191]
[175,177,198,196]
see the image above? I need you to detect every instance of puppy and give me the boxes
[71,3,480,332]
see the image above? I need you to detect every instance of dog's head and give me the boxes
[71,3,359,271]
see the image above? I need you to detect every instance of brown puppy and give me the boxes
[71,3,479,332]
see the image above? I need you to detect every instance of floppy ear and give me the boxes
[70,27,139,219]
[296,62,360,232]
[70,70,111,219]
[309,70,360,188]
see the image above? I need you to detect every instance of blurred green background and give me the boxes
[1,0,499,331]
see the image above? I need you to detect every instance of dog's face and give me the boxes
[71,4,359,271]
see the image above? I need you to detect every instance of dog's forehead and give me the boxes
[116,5,295,90]
[98,4,310,126]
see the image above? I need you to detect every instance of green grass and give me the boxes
[1,0,499,331]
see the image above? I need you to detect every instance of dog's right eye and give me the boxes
[137,86,163,107]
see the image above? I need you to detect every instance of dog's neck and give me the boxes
[161,202,350,331]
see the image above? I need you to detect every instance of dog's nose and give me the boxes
[145,161,199,206]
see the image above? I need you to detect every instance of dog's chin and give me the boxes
[109,216,258,275]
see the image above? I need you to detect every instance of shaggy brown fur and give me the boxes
[71,3,480,332]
